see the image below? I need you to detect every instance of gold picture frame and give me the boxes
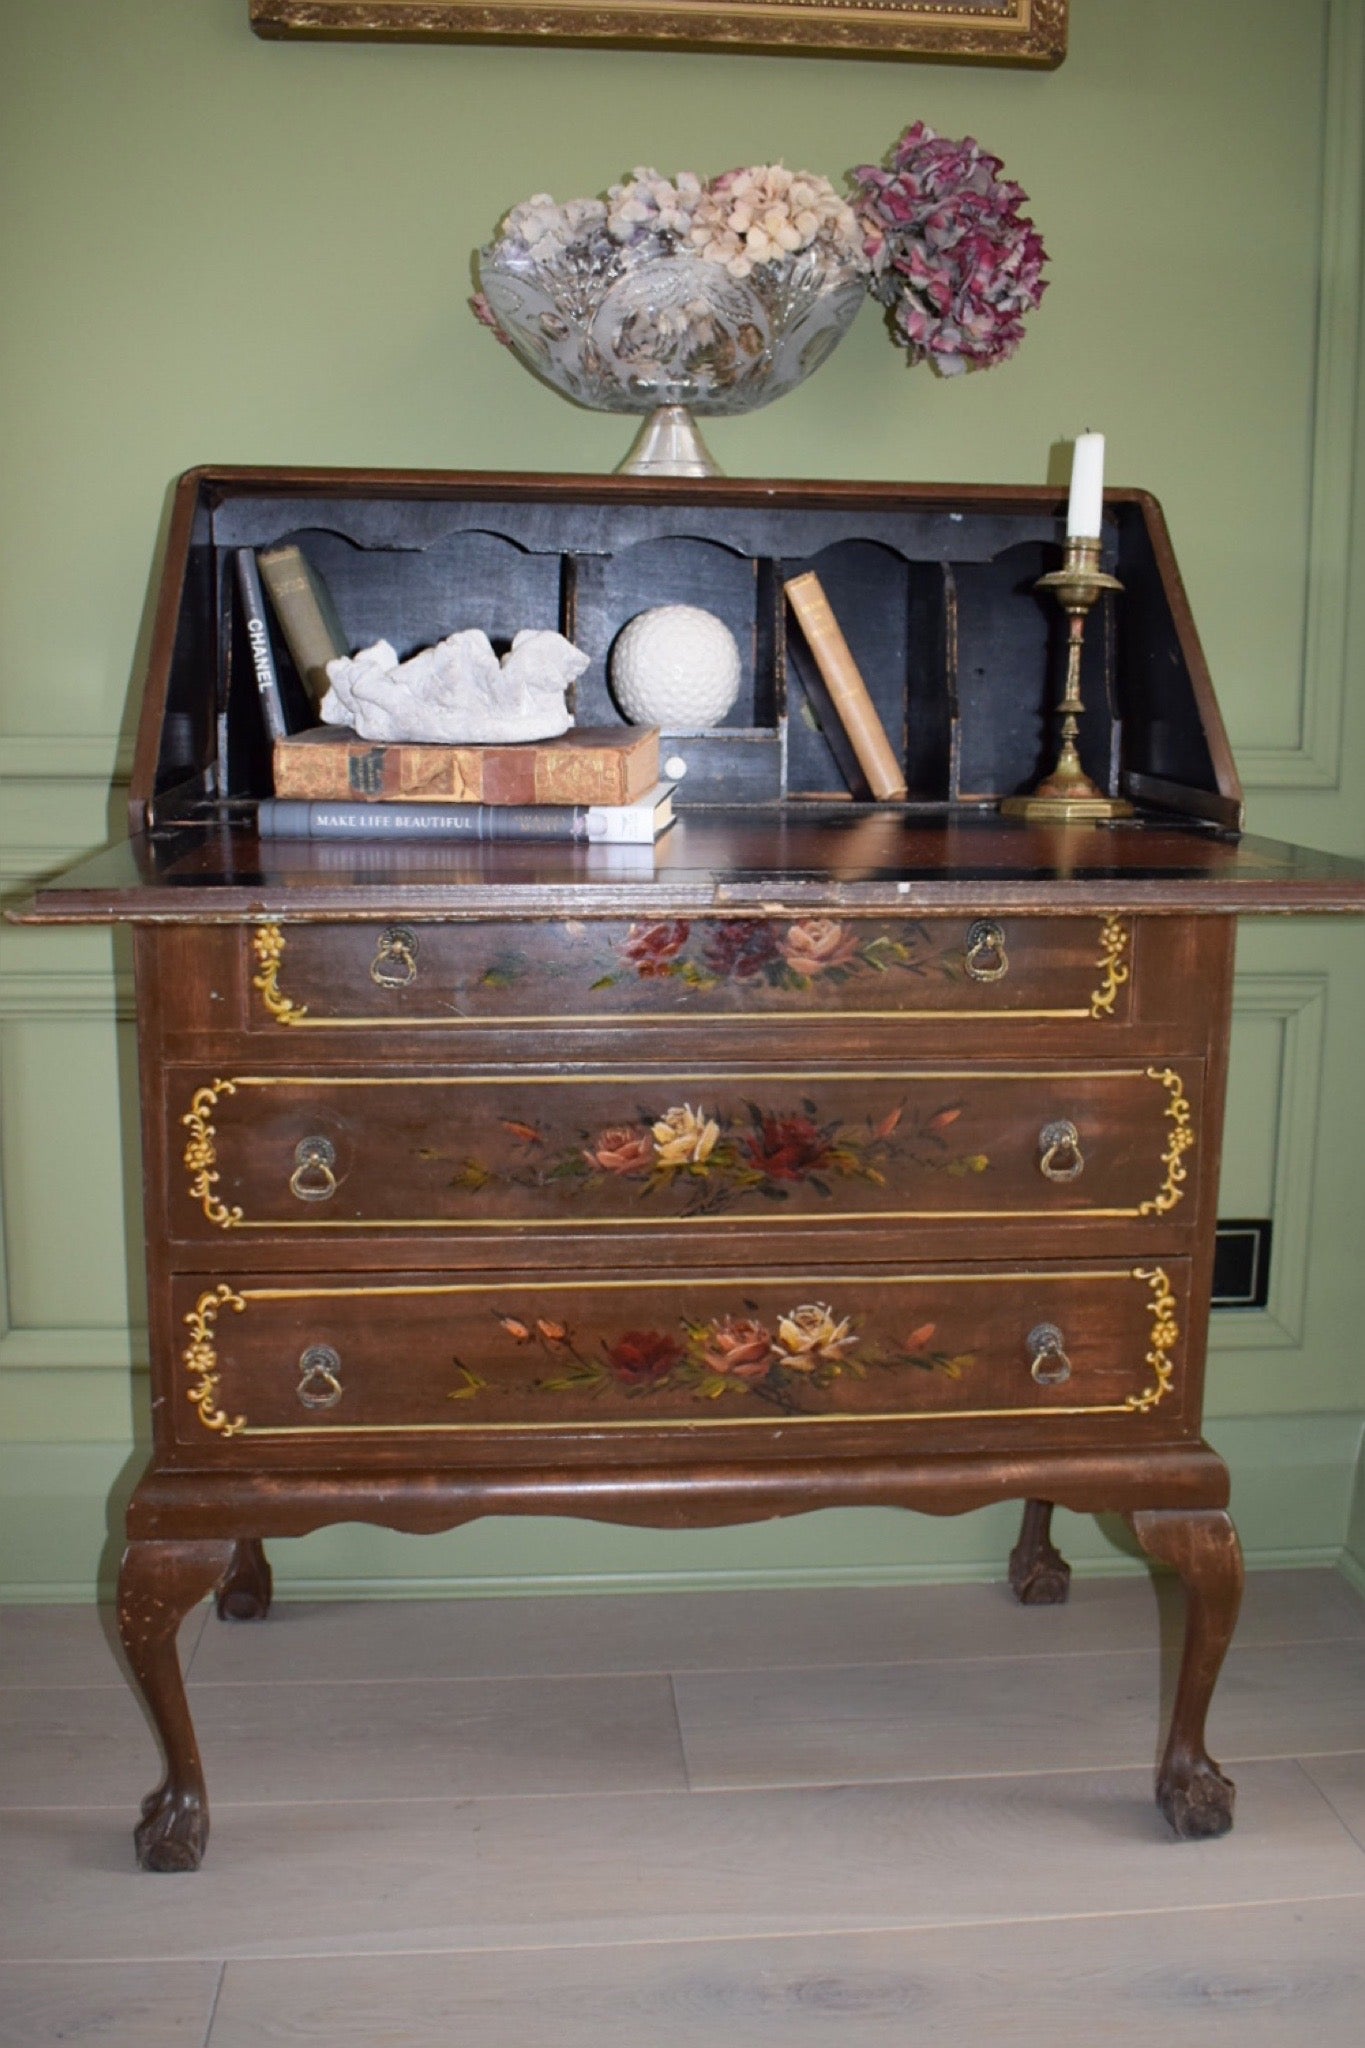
[248,0,1068,66]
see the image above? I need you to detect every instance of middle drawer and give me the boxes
[172,1063,1200,1242]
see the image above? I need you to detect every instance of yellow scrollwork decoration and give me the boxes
[181,1080,243,1228]
[184,1284,247,1437]
[1126,1266,1179,1412]
[1089,915,1130,1019]
[1139,1066,1196,1215]
[252,924,308,1026]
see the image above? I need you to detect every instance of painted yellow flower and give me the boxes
[773,1302,857,1371]
[652,1103,721,1168]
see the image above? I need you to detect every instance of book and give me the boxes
[783,571,907,800]
[235,549,288,743]
[257,544,348,710]
[256,781,677,845]
[272,723,660,806]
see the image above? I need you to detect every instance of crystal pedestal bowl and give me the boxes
[477,247,867,476]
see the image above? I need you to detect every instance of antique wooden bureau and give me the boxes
[16,467,1365,1870]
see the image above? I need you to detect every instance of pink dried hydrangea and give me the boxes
[850,122,1048,375]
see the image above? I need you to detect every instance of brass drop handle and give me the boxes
[371,924,418,989]
[1027,1323,1072,1386]
[964,919,1009,983]
[1038,1119,1085,1182]
[289,1136,337,1203]
[296,1344,344,1409]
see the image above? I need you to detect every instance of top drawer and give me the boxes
[242,914,1136,1035]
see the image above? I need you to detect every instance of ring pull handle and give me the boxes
[296,1344,344,1409]
[964,919,1009,983]
[371,925,418,989]
[1038,1118,1085,1182]
[1027,1323,1072,1386]
[289,1136,337,1203]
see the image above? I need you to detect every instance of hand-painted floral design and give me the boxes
[780,917,862,977]
[622,919,691,977]
[742,1112,835,1181]
[697,1316,774,1380]
[603,1329,684,1388]
[772,1302,856,1371]
[504,1299,973,1413]
[583,1125,656,1176]
[453,1094,987,1219]
[700,920,781,980]
[651,1102,721,1167]
[605,917,954,995]
[477,916,968,1006]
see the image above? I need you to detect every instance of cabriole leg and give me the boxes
[215,1538,273,1621]
[117,1538,236,1871]
[1126,1507,1243,1839]
[1008,1498,1071,1604]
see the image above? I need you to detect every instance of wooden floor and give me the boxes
[4,1566,1365,2045]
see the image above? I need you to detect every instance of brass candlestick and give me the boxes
[1001,536,1133,824]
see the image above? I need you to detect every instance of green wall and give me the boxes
[2,0,1363,1598]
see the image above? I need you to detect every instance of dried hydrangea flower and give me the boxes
[494,191,610,268]
[849,121,1048,374]
[605,166,706,252]
[690,163,865,281]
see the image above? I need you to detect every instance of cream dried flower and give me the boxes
[690,164,864,281]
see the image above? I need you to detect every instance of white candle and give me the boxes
[1066,431,1105,539]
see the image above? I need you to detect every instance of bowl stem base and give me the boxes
[616,406,723,478]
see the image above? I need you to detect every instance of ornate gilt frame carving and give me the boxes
[248,0,1068,65]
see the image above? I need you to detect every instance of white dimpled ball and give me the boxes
[610,606,741,729]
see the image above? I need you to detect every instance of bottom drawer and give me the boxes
[173,1262,1188,1444]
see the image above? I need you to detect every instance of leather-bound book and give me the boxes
[257,545,348,710]
[784,571,907,800]
[272,724,660,806]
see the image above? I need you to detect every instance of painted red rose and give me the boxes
[603,1329,683,1388]
[584,1125,655,1175]
[701,920,781,981]
[623,920,690,977]
[699,1316,774,1380]
[744,1113,832,1182]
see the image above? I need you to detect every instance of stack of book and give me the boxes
[238,545,675,845]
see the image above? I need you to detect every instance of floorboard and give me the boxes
[1,1566,1362,2048]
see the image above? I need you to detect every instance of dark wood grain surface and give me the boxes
[15,812,1365,922]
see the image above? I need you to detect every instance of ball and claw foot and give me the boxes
[135,1781,209,1872]
[1008,1500,1072,1606]
[1157,1756,1236,1840]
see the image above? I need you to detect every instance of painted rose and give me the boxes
[743,1113,832,1182]
[701,919,781,981]
[780,918,861,977]
[584,1125,655,1175]
[622,919,690,977]
[699,1316,774,1380]
[652,1103,721,1168]
[603,1329,683,1388]
[773,1302,857,1371]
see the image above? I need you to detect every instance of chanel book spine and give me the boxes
[235,549,288,744]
